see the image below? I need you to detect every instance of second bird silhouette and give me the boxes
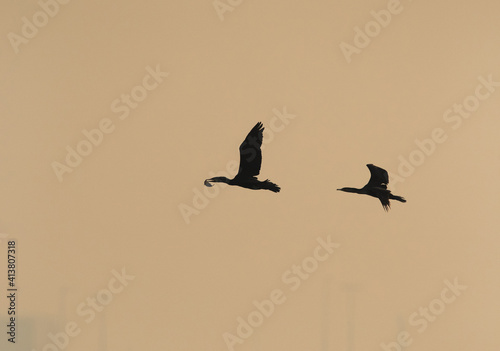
[337,164,406,211]
[204,122,280,192]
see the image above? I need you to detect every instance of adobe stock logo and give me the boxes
[339,0,412,63]
[380,278,467,351]
[51,65,169,182]
[223,235,340,351]
[389,74,500,187]
[213,0,244,21]
[31,268,134,351]
[7,0,71,54]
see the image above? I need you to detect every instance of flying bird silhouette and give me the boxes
[337,164,406,211]
[204,122,280,192]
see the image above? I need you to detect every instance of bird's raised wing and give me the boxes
[364,164,389,189]
[237,122,264,177]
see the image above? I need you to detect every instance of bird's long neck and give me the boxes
[206,176,231,184]
[339,187,362,194]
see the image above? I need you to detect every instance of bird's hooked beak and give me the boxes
[204,179,213,187]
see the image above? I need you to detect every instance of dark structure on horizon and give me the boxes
[204,122,280,193]
[337,164,406,211]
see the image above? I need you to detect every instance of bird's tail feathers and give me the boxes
[390,195,406,203]
[262,179,280,193]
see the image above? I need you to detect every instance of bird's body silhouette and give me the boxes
[337,164,406,211]
[204,122,280,192]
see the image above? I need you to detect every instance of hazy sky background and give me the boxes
[1,1,499,350]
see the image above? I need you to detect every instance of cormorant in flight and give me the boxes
[204,122,280,192]
[337,164,405,211]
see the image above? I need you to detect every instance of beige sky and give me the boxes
[1,0,499,350]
